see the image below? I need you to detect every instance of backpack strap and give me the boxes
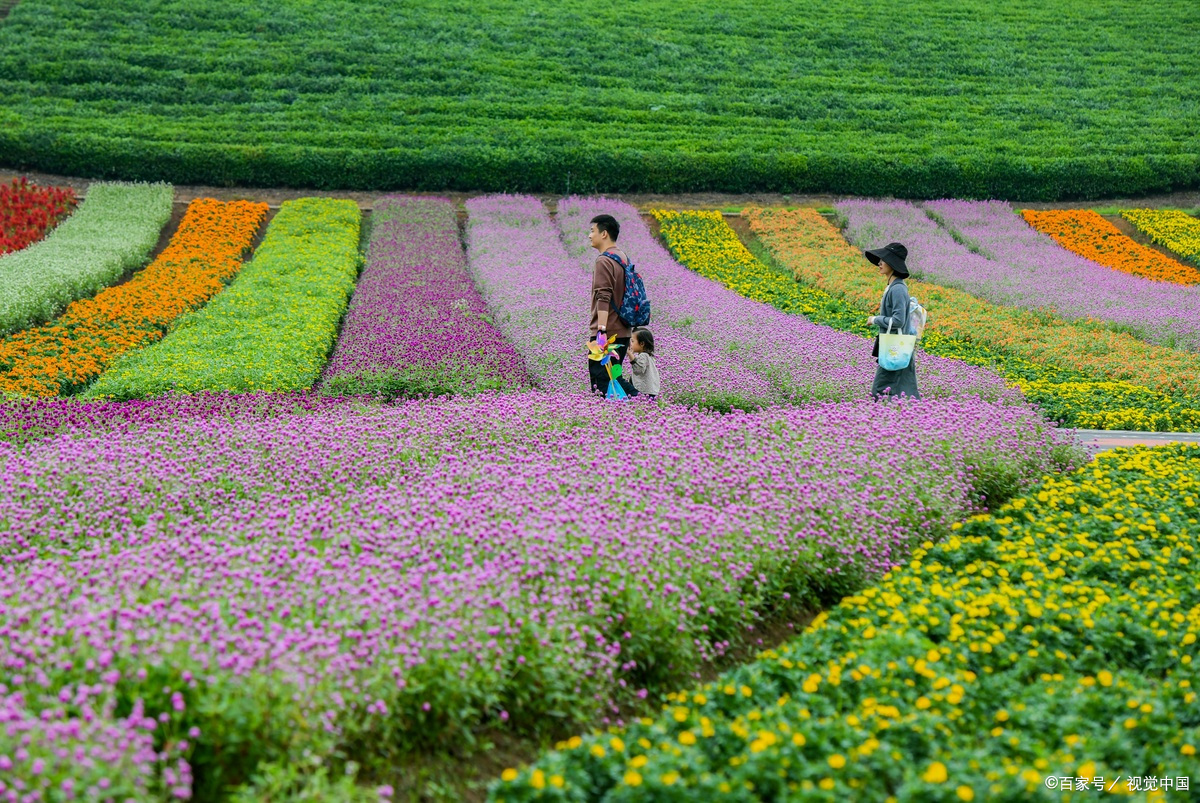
[601,250,629,269]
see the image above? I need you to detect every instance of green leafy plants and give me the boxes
[86,198,360,398]
[0,0,1197,198]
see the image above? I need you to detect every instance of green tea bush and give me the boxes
[0,0,1197,198]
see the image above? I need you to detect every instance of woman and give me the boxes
[864,241,920,400]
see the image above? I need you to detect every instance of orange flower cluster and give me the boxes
[1021,209,1200,284]
[0,198,267,396]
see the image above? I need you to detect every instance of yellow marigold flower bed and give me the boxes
[494,443,1200,799]
[1121,209,1200,265]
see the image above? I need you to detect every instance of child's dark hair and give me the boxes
[632,327,654,354]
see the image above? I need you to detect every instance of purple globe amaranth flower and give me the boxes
[0,390,1072,797]
[323,196,528,399]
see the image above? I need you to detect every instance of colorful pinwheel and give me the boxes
[588,333,629,400]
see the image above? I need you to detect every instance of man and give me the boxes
[587,214,631,395]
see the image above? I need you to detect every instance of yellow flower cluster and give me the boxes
[1121,209,1200,264]
[87,198,361,399]
[494,443,1200,800]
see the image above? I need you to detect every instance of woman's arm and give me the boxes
[870,285,908,332]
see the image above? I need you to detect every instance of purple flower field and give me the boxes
[557,198,1017,405]
[465,195,776,410]
[0,390,1072,798]
[322,196,527,398]
[842,199,1200,352]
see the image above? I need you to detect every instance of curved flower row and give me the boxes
[856,199,1200,353]
[86,198,360,398]
[837,200,1200,390]
[740,206,1200,431]
[0,182,173,336]
[0,198,267,397]
[464,195,776,411]
[323,196,528,399]
[1121,209,1200,265]
[494,443,1199,801]
[1021,208,1200,285]
[0,176,77,255]
[566,201,1012,405]
[0,392,1071,798]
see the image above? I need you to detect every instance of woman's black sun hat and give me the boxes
[865,242,910,278]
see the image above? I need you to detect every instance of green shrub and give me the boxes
[1,0,1197,198]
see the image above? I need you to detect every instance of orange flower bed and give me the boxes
[0,198,267,396]
[1021,208,1200,284]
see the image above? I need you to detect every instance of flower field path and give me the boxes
[1074,427,1200,453]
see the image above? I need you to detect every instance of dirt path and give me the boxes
[5,167,1200,213]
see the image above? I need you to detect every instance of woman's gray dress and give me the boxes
[870,279,920,399]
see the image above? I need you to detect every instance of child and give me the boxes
[628,328,660,399]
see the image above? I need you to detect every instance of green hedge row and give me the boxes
[2,0,1198,199]
[2,131,1198,200]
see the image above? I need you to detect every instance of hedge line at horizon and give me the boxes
[0,0,1197,199]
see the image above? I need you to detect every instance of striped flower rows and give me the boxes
[0,182,173,336]
[465,195,775,411]
[86,198,360,399]
[1121,208,1200,265]
[838,200,1200,386]
[323,196,526,399]
[0,176,76,255]
[926,202,1200,352]
[1021,208,1200,285]
[567,200,1013,406]
[0,198,266,397]
[494,443,1199,801]
[737,207,1200,431]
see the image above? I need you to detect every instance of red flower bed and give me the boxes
[0,177,77,255]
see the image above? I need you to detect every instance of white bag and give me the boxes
[878,321,916,371]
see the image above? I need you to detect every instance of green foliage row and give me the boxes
[1,0,1198,198]
[0,181,172,336]
[85,198,361,398]
[494,443,1200,801]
